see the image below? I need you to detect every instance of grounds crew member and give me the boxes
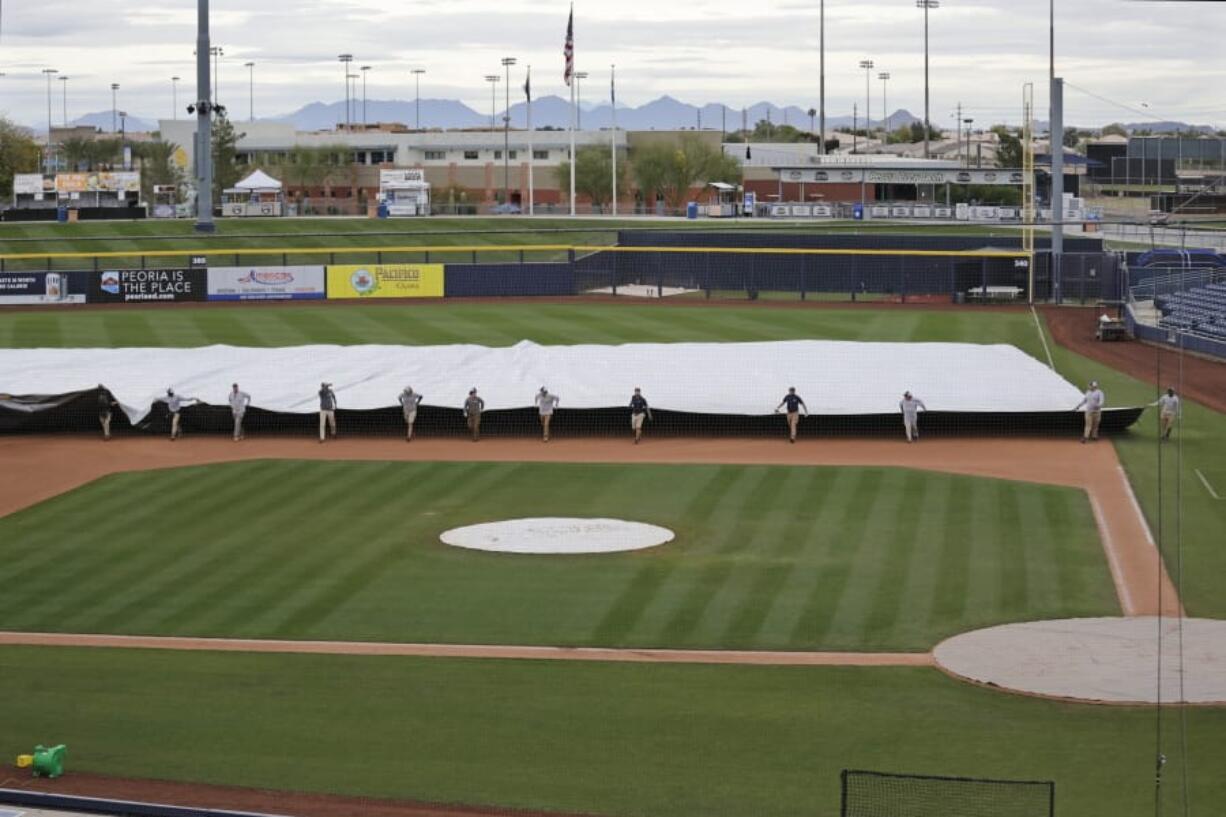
[775,386,808,443]
[535,387,560,442]
[1150,387,1181,441]
[318,382,338,443]
[899,391,927,443]
[159,388,199,441]
[399,386,424,442]
[629,387,652,444]
[1074,380,1105,443]
[97,385,118,441]
[229,383,252,441]
[463,388,485,442]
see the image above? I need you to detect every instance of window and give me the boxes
[533,150,549,160]
[494,150,502,160]
[509,150,518,160]
[463,150,480,160]
[424,150,446,161]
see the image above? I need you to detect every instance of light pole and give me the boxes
[172,76,180,121]
[484,75,500,129]
[244,62,255,122]
[963,117,974,167]
[59,75,69,126]
[119,112,128,169]
[917,0,939,159]
[819,0,825,154]
[859,60,874,144]
[193,0,215,233]
[211,46,223,107]
[361,65,371,125]
[412,68,426,129]
[878,72,891,137]
[110,83,119,132]
[574,71,589,129]
[338,54,354,129]
[501,57,517,207]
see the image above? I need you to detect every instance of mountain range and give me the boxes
[50,97,1222,137]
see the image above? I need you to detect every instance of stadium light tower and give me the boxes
[361,65,371,125]
[501,57,517,207]
[412,68,427,129]
[916,0,939,158]
[111,82,120,132]
[574,71,589,129]
[338,54,354,129]
[58,75,69,127]
[172,76,181,121]
[859,60,874,142]
[245,61,255,122]
[484,74,500,129]
[878,72,891,136]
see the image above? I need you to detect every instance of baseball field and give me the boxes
[2,226,1225,816]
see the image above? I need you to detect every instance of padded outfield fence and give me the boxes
[840,769,1055,817]
[0,242,1122,304]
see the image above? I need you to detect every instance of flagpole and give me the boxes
[569,78,577,216]
[565,2,576,217]
[611,64,617,217]
[527,66,534,216]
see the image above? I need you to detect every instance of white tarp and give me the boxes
[0,341,1085,423]
[228,169,283,191]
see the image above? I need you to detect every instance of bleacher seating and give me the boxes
[1155,283,1226,338]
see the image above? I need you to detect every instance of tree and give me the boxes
[807,108,817,134]
[992,125,1024,169]
[133,140,186,204]
[1062,127,1080,149]
[0,116,41,198]
[1101,122,1128,138]
[555,145,627,209]
[631,135,741,211]
[211,112,245,202]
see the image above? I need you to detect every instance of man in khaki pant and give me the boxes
[463,388,485,442]
[318,382,338,443]
[1074,380,1105,443]
[1151,387,1180,441]
[774,387,808,443]
[535,387,560,442]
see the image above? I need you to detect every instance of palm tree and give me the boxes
[808,108,817,135]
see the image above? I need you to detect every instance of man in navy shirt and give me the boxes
[775,386,808,443]
[629,387,652,444]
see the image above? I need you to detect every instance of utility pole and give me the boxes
[878,72,890,137]
[955,102,963,163]
[819,0,826,154]
[338,54,353,129]
[501,56,516,207]
[853,102,858,154]
[917,0,939,159]
[194,0,215,233]
[412,68,426,129]
[59,75,69,127]
[361,65,371,125]
[245,61,255,122]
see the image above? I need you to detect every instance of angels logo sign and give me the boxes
[326,265,445,300]
[349,268,378,295]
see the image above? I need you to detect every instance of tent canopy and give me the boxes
[229,169,283,192]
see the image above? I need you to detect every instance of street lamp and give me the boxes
[211,46,224,107]
[412,68,426,129]
[484,75,500,129]
[878,72,891,137]
[41,69,58,139]
[574,71,589,129]
[361,65,371,125]
[916,0,939,159]
[338,54,354,129]
[59,75,69,127]
[244,62,255,122]
[501,57,517,207]
[172,76,181,121]
[859,60,874,144]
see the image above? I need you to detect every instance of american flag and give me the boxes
[563,5,574,87]
[523,67,532,102]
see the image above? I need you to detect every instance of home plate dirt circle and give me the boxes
[934,617,1226,705]
[440,517,675,554]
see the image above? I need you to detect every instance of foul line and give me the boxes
[1195,468,1223,500]
[0,632,934,667]
[1087,491,1137,616]
[1031,305,1056,370]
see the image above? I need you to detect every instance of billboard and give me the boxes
[208,266,327,301]
[91,269,208,303]
[326,264,445,299]
[0,272,88,305]
[13,174,53,196]
[55,172,141,194]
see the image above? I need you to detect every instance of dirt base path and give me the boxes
[1044,306,1226,414]
[0,434,1180,617]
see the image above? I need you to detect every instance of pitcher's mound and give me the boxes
[935,617,1226,705]
[440,517,675,555]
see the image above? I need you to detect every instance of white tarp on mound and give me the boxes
[0,341,1084,422]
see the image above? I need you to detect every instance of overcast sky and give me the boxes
[0,0,1223,129]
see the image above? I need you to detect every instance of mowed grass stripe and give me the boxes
[0,461,1118,650]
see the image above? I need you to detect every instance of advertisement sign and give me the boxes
[326,264,444,299]
[55,172,141,194]
[91,269,207,303]
[208,266,327,301]
[13,174,52,196]
[0,272,88,305]
[380,169,426,185]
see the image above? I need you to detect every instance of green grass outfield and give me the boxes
[1,646,1222,817]
[0,462,1115,651]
